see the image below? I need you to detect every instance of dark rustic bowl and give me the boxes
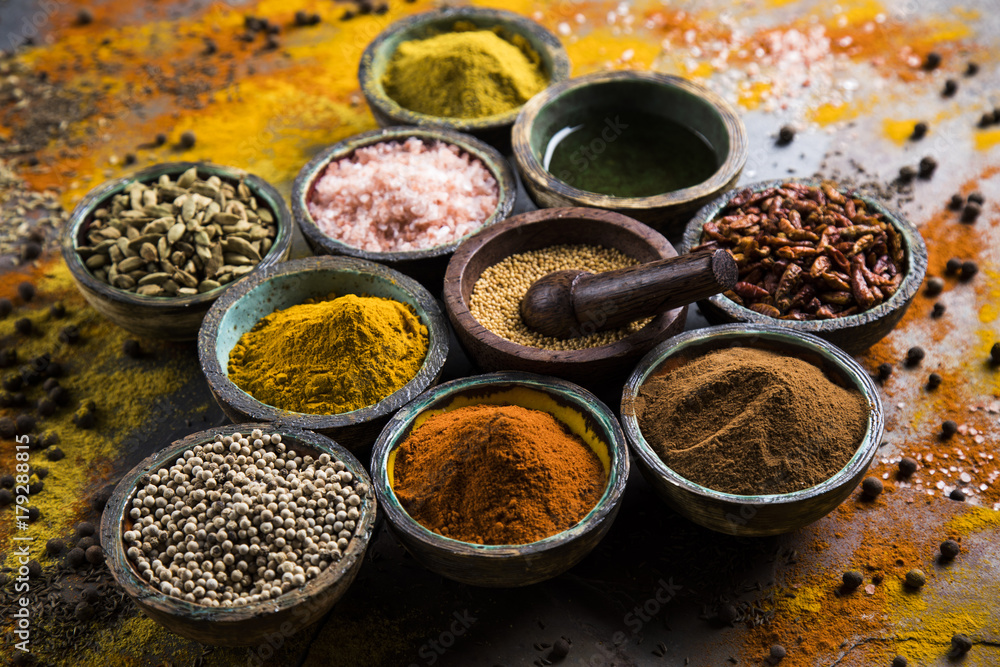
[358,7,570,151]
[291,126,517,290]
[442,207,687,387]
[100,424,376,645]
[512,71,747,236]
[680,179,928,354]
[620,324,884,537]
[197,256,449,452]
[62,161,293,341]
[371,372,628,586]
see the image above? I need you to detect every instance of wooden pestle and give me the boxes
[519,249,737,339]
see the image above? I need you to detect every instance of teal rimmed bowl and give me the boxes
[197,256,449,452]
[101,424,376,645]
[620,324,884,537]
[371,371,629,586]
[62,161,293,341]
[680,179,928,355]
[358,7,570,151]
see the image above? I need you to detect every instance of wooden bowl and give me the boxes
[291,126,517,291]
[442,207,687,387]
[512,71,747,236]
[100,424,376,646]
[620,324,884,537]
[61,161,293,342]
[371,371,628,586]
[679,179,928,355]
[358,7,570,151]
[197,256,449,452]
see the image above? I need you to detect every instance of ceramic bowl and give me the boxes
[620,324,884,537]
[291,126,517,290]
[680,179,928,354]
[512,71,747,236]
[100,424,376,645]
[197,256,449,452]
[61,161,292,341]
[442,207,687,388]
[358,6,570,150]
[371,371,628,586]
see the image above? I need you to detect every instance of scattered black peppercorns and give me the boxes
[76,536,96,551]
[45,538,65,556]
[877,363,893,382]
[26,506,39,521]
[58,325,80,344]
[15,317,33,335]
[960,260,978,280]
[49,303,66,318]
[17,282,35,301]
[85,545,104,565]
[26,559,41,578]
[990,342,1000,364]
[178,131,197,149]
[948,194,964,210]
[776,126,796,146]
[66,547,87,568]
[945,257,962,275]
[926,373,942,389]
[931,302,946,318]
[20,242,41,263]
[898,457,918,477]
[892,656,907,667]
[0,488,12,505]
[966,62,979,76]
[940,539,960,560]
[549,638,571,661]
[0,474,13,488]
[861,477,883,499]
[949,488,965,501]
[0,298,11,317]
[922,52,941,70]
[942,79,957,97]
[842,570,864,590]
[950,633,973,656]
[968,192,984,205]
[924,277,944,296]
[15,413,35,434]
[905,346,925,366]
[910,122,928,140]
[898,165,917,183]
[918,156,937,178]
[122,339,142,359]
[77,8,94,25]
[941,420,958,438]
[76,521,96,537]
[961,202,982,223]
[45,446,64,461]
[768,644,786,664]
[717,603,738,625]
[75,601,95,622]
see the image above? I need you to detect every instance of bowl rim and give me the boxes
[511,70,748,209]
[357,6,571,133]
[60,161,293,307]
[100,423,376,624]
[442,206,684,363]
[197,255,449,428]
[290,126,517,262]
[678,177,929,332]
[370,371,630,555]
[620,323,885,504]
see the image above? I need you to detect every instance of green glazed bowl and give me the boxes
[620,324,884,537]
[62,161,293,341]
[358,7,571,151]
[197,256,449,452]
[512,71,747,236]
[680,179,928,355]
[371,371,629,587]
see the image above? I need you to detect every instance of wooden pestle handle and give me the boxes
[520,249,737,339]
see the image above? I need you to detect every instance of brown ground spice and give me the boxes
[635,347,868,495]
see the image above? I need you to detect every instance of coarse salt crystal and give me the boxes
[961,472,973,483]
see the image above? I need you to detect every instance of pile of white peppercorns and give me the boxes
[123,429,368,607]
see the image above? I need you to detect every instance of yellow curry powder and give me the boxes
[382,29,547,119]
[227,294,429,414]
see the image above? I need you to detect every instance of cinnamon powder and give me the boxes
[635,347,868,495]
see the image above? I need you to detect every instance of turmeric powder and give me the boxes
[382,30,547,119]
[227,294,428,414]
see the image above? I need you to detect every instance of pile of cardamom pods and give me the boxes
[76,167,278,297]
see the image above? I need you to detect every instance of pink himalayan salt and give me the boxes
[307,137,499,252]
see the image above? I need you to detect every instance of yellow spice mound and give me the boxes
[228,294,429,414]
[382,30,547,119]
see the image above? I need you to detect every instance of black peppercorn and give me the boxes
[3,373,23,391]
[77,8,93,25]
[37,398,56,417]
[898,457,918,477]
[549,638,571,660]
[0,489,11,505]
[0,349,16,368]
[45,446,64,461]
[948,487,966,501]
[15,413,35,434]
[923,52,941,70]
[122,339,142,358]
[905,346,925,366]
[26,560,41,578]
[966,62,980,76]
[940,539,960,560]
[717,603,738,625]
[990,342,1000,364]
[294,10,309,25]
[43,360,61,378]
[948,194,964,210]
[931,302,946,318]
[877,362,893,381]
[960,260,978,280]
[74,601,95,622]
[179,131,197,149]
[961,202,982,223]
[892,656,908,667]
[15,318,32,335]
[968,192,984,204]
[768,644,786,664]
[941,420,958,438]
[340,10,355,20]
[85,545,104,565]
[123,152,137,165]
[26,506,39,521]
[49,385,69,406]
[898,165,917,183]
[46,538,65,555]
[861,477,883,499]
[76,536,96,551]
[49,303,66,318]
[0,416,15,439]
[38,431,58,447]
[979,112,994,128]
[58,325,80,344]
[941,79,957,97]
[66,547,86,568]
[924,277,944,296]
[0,474,13,488]
[945,257,962,275]
[20,242,42,263]
[950,634,972,656]
[910,122,928,140]
[17,282,35,302]
[27,480,42,494]
[73,408,96,429]
[0,298,11,318]
[842,570,864,590]
[918,156,937,178]
[153,133,167,147]
[926,373,942,389]
[33,467,47,479]
[76,521,96,537]
[776,126,796,146]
